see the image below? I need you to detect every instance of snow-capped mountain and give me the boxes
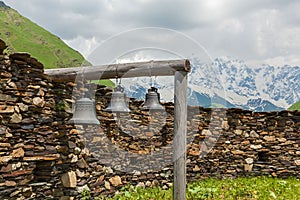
[121,57,300,112]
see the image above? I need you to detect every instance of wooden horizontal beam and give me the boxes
[44,59,190,82]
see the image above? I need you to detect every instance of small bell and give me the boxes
[103,85,131,113]
[68,94,100,125]
[142,87,164,111]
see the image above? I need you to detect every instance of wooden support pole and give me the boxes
[173,71,188,200]
[44,59,190,82]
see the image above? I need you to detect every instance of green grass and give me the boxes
[288,100,300,111]
[0,7,88,69]
[91,79,115,88]
[96,176,300,200]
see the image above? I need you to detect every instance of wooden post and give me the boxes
[173,71,188,200]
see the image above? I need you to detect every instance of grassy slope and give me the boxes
[98,177,300,200]
[0,7,87,69]
[288,100,300,111]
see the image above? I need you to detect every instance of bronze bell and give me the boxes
[142,87,164,111]
[68,95,100,125]
[103,85,131,113]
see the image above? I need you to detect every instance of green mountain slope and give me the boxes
[0,3,88,69]
[288,100,300,111]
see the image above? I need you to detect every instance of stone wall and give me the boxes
[0,39,299,199]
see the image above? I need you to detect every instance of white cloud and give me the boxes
[2,0,300,66]
[63,36,100,58]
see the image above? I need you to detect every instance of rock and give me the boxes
[0,143,11,148]
[0,71,12,78]
[232,150,244,155]
[10,112,22,123]
[74,147,81,155]
[61,171,77,188]
[97,175,105,182]
[245,158,254,164]
[272,172,277,177]
[9,190,20,198]
[76,184,90,194]
[241,140,250,145]
[0,105,15,113]
[0,39,7,53]
[221,121,230,130]
[33,97,45,107]
[22,97,33,104]
[263,136,276,142]
[133,170,141,176]
[234,130,243,135]
[10,52,31,61]
[104,167,113,174]
[0,156,12,164]
[77,158,88,169]
[250,130,259,138]
[75,169,85,178]
[188,149,200,156]
[2,169,33,178]
[145,181,152,187]
[277,138,287,142]
[56,145,69,154]
[60,196,74,200]
[162,185,169,190]
[68,141,76,149]
[250,144,262,149]
[294,160,300,166]
[136,182,145,188]
[11,147,25,158]
[5,181,17,187]
[8,81,17,89]
[193,165,201,172]
[1,164,12,172]
[27,85,40,90]
[0,94,18,102]
[109,176,122,187]
[281,141,295,145]
[202,129,212,136]
[104,181,111,190]
[12,162,22,170]
[152,179,160,187]
[70,154,78,163]
[244,164,253,172]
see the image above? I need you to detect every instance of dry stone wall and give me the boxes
[0,39,299,199]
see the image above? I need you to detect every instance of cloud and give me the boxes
[3,0,300,65]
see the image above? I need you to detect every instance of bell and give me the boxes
[103,85,131,113]
[142,87,164,111]
[68,96,100,125]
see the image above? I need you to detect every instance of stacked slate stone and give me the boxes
[185,108,300,181]
[0,39,299,199]
[83,92,300,198]
[0,40,60,199]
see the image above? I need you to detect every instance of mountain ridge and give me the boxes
[121,56,299,112]
[0,2,88,69]
[0,1,9,8]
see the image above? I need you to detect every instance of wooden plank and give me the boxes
[173,71,188,200]
[44,59,190,82]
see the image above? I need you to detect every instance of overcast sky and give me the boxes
[3,0,300,66]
